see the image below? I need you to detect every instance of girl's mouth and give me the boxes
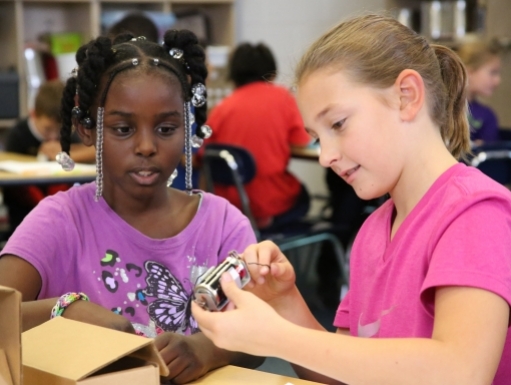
[130,169,160,185]
[342,165,360,183]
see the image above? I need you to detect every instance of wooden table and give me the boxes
[186,365,325,385]
[0,152,96,186]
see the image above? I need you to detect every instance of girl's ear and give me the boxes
[395,69,425,122]
[75,122,96,147]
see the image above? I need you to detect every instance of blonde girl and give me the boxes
[457,39,502,145]
[192,14,511,385]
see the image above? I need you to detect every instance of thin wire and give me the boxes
[247,262,270,268]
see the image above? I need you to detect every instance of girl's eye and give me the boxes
[115,126,132,134]
[158,125,177,134]
[332,118,346,130]
[313,138,320,145]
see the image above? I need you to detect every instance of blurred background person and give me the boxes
[458,39,502,146]
[107,12,159,43]
[205,42,311,231]
[4,80,94,236]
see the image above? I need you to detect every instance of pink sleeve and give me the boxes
[421,196,511,314]
[334,290,351,330]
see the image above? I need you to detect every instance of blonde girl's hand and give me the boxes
[242,241,297,306]
[191,272,285,357]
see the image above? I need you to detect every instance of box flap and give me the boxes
[22,317,168,380]
[186,365,326,384]
[0,286,21,385]
[0,350,13,385]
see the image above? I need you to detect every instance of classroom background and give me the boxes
[0,0,510,378]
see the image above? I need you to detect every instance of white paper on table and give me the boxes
[0,161,96,176]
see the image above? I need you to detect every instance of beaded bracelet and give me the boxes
[50,292,90,319]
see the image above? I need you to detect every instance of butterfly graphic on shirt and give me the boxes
[143,261,199,334]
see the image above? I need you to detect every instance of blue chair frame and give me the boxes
[470,141,511,186]
[202,143,349,286]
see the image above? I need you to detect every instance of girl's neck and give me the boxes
[103,188,199,239]
[389,133,457,240]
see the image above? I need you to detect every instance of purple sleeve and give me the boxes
[470,103,500,142]
[217,204,257,258]
[479,109,499,142]
[0,195,72,298]
[421,197,511,313]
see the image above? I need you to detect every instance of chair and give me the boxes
[470,141,511,186]
[202,143,349,288]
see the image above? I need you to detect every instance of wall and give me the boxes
[234,0,386,83]
[233,0,386,214]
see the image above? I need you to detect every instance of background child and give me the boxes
[205,42,311,231]
[192,14,511,385]
[0,30,262,383]
[4,80,95,236]
[457,39,502,145]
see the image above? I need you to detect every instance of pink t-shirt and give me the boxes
[334,163,511,384]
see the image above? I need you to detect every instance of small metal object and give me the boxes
[81,116,93,129]
[132,58,139,66]
[191,83,207,107]
[71,106,82,119]
[56,151,75,172]
[200,124,213,139]
[190,135,204,148]
[194,251,251,311]
[169,48,184,59]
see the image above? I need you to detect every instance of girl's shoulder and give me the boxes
[196,191,247,222]
[33,182,96,216]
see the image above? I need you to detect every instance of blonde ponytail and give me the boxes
[432,45,470,159]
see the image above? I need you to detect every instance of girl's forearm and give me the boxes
[269,286,325,331]
[21,298,58,331]
[271,324,488,385]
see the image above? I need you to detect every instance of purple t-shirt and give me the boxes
[1,183,256,335]
[469,99,499,142]
[335,163,511,384]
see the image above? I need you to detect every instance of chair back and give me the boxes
[202,143,259,236]
[471,141,511,186]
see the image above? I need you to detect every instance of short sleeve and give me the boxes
[217,205,257,258]
[0,195,73,297]
[334,290,351,330]
[421,196,511,315]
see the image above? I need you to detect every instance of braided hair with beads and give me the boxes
[58,30,210,200]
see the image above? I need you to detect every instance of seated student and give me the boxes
[205,43,311,230]
[457,39,502,146]
[0,30,262,383]
[107,12,159,43]
[193,14,511,385]
[4,80,95,235]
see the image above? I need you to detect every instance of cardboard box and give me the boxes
[186,365,326,385]
[0,285,21,385]
[22,317,169,385]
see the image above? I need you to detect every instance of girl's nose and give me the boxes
[135,129,157,156]
[318,140,339,168]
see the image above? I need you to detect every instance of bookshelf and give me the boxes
[0,0,235,128]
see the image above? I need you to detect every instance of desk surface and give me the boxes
[186,365,325,385]
[0,152,96,186]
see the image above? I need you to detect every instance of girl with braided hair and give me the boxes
[0,29,263,383]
